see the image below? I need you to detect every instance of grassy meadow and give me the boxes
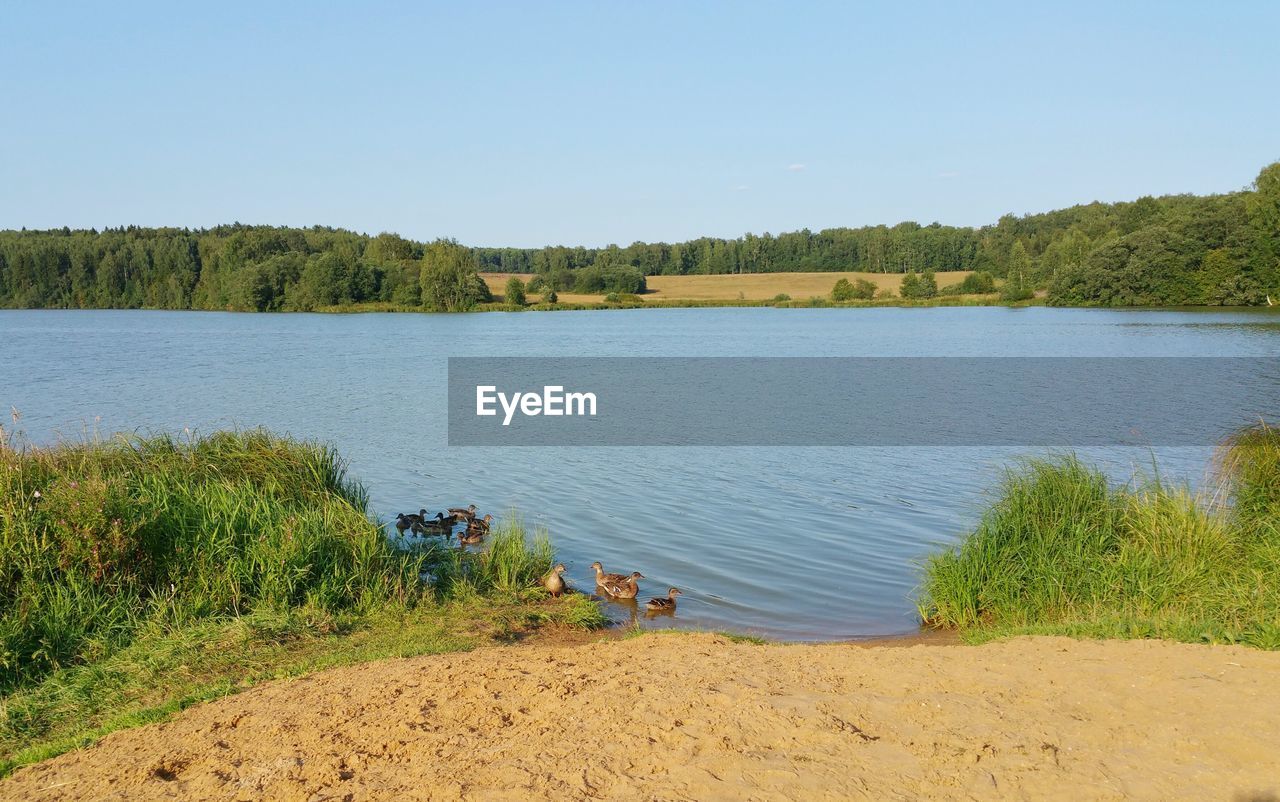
[480,270,982,304]
[0,429,602,776]
[920,425,1280,648]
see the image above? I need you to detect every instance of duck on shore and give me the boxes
[543,564,567,598]
[599,571,645,599]
[646,588,682,611]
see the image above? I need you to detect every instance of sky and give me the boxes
[3,1,1278,247]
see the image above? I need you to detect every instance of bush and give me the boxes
[504,277,527,306]
[940,271,996,295]
[772,293,791,302]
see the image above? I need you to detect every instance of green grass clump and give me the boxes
[920,425,1280,648]
[0,429,603,776]
[0,429,425,692]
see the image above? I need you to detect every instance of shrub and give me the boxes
[504,277,527,306]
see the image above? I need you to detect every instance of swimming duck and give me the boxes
[589,561,630,587]
[465,514,493,537]
[600,571,644,599]
[394,509,429,534]
[543,563,567,598]
[646,588,682,611]
[418,512,453,535]
[448,505,478,522]
[457,528,484,545]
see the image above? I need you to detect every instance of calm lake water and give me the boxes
[5,306,1280,640]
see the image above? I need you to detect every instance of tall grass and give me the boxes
[0,429,429,691]
[920,425,1280,648]
[0,429,602,771]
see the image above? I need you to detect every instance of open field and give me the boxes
[481,271,976,302]
[6,631,1279,800]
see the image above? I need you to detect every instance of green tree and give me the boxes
[899,272,922,298]
[1246,162,1280,295]
[831,278,855,301]
[419,239,491,311]
[504,276,527,306]
[919,270,938,298]
[1000,242,1034,301]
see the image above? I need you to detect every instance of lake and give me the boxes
[5,306,1280,640]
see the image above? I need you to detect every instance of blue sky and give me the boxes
[3,1,1277,247]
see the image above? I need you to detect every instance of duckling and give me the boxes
[448,504,478,522]
[589,561,630,587]
[600,571,645,599]
[542,563,567,598]
[465,514,493,537]
[646,588,682,611]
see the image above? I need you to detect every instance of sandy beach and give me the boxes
[5,632,1278,801]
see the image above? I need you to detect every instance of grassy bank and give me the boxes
[0,429,602,776]
[920,425,1280,648]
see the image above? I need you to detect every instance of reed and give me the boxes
[919,425,1280,648]
[0,429,603,774]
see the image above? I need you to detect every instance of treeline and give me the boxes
[1,162,1276,310]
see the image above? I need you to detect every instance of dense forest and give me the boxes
[1,162,1276,310]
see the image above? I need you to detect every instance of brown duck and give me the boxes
[599,571,644,599]
[542,563,567,598]
[465,514,493,538]
[590,561,630,587]
[646,588,682,611]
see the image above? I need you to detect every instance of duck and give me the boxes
[542,563,567,598]
[457,528,484,545]
[589,561,630,587]
[600,571,644,599]
[417,512,453,536]
[448,505,478,522]
[646,588,682,611]
[465,514,493,537]
[394,509,429,534]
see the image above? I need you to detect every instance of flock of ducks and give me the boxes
[396,506,684,614]
[544,561,682,613]
[395,505,494,544]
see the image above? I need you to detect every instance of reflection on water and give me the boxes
[4,306,1279,640]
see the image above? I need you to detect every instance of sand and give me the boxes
[5,633,1278,801]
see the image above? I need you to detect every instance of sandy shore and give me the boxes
[6,633,1278,801]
